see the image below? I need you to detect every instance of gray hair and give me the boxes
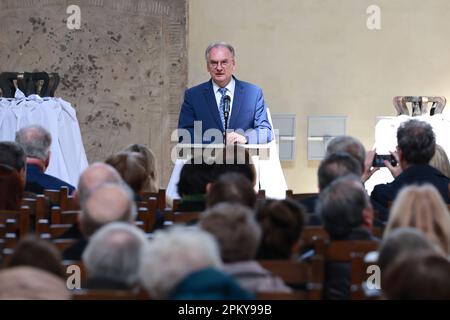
[316,174,369,240]
[82,222,148,286]
[199,203,262,263]
[77,162,123,207]
[15,125,52,161]
[205,41,235,61]
[325,136,366,171]
[139,226,222,299]
[318,152,362,190]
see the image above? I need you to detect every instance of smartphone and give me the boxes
[372,154,398,167]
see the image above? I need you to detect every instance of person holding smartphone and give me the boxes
[370,119,450,213]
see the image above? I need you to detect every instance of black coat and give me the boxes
[324,227,379,300]
[370,164,450,213]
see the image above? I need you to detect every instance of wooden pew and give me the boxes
[285,190,318,202]
[314,239,380,300]
[258,258,324,300]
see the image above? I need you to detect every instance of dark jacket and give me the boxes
[85,277,132,290]
[25,163,75,194]
[324,227,379,300]
[169,268,254,300]
[370,164,450,213]
[62,238,87,261]
[177,194,206,212]
[298,196,322,226]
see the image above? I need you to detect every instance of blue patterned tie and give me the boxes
[218,87,227,129]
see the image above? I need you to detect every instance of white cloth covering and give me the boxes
[0,89,88,187]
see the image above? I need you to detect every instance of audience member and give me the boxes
[325,135,377,182]
[105,152,165,229]
[76,162,123,205]
[377,227,439,274]
[82,222,148,290]
[371,119,450,210]
[300,152,362,221]
[200,203,291,293]
[316,175,378,300]
[105,151,149,200]
[206,173,257,209]
[139,226,252,300]
[6,236,64,278]
[317,175,376,241]
[176,155,216,212]
[382,251,450,299]
[212,144,256,186]
[255,199,306,260]
[0,164,24,210]
[0,141,27,185]
[123,143,159,192]
[429,144,450,178]
[63,183,137,260]
[0,266,70,299]
[384,184,450,255]
[324,137,389,221]
[15,125,75,194]
[60,162,123,240]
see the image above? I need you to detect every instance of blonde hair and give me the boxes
[429,144,450,178]
[385,184,450,255]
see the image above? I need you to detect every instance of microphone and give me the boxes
[223,95,231,116]
[223,95,231,144]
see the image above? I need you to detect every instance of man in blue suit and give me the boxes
[178,42,273,145]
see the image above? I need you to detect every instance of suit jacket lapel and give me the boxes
[229,78,244,129]
[203,80,224,131]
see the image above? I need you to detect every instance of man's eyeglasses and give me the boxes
[208,60,232,69]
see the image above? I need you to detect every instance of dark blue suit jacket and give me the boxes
[25,163,75,195]
[178,78,273,144]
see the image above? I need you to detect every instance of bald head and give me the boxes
[77,162,123,206]
[80,183,136,238]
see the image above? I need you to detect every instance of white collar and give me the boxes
[212,77,235,96]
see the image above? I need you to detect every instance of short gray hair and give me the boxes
[325,136,366,171]
[316,174,369,240]
[82,222,148,286]
[200,203,262,263]
[205,42,235,61]
[139,226,222,299]
[15,125,52,161]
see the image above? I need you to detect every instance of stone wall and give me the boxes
[0,0,187,187]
